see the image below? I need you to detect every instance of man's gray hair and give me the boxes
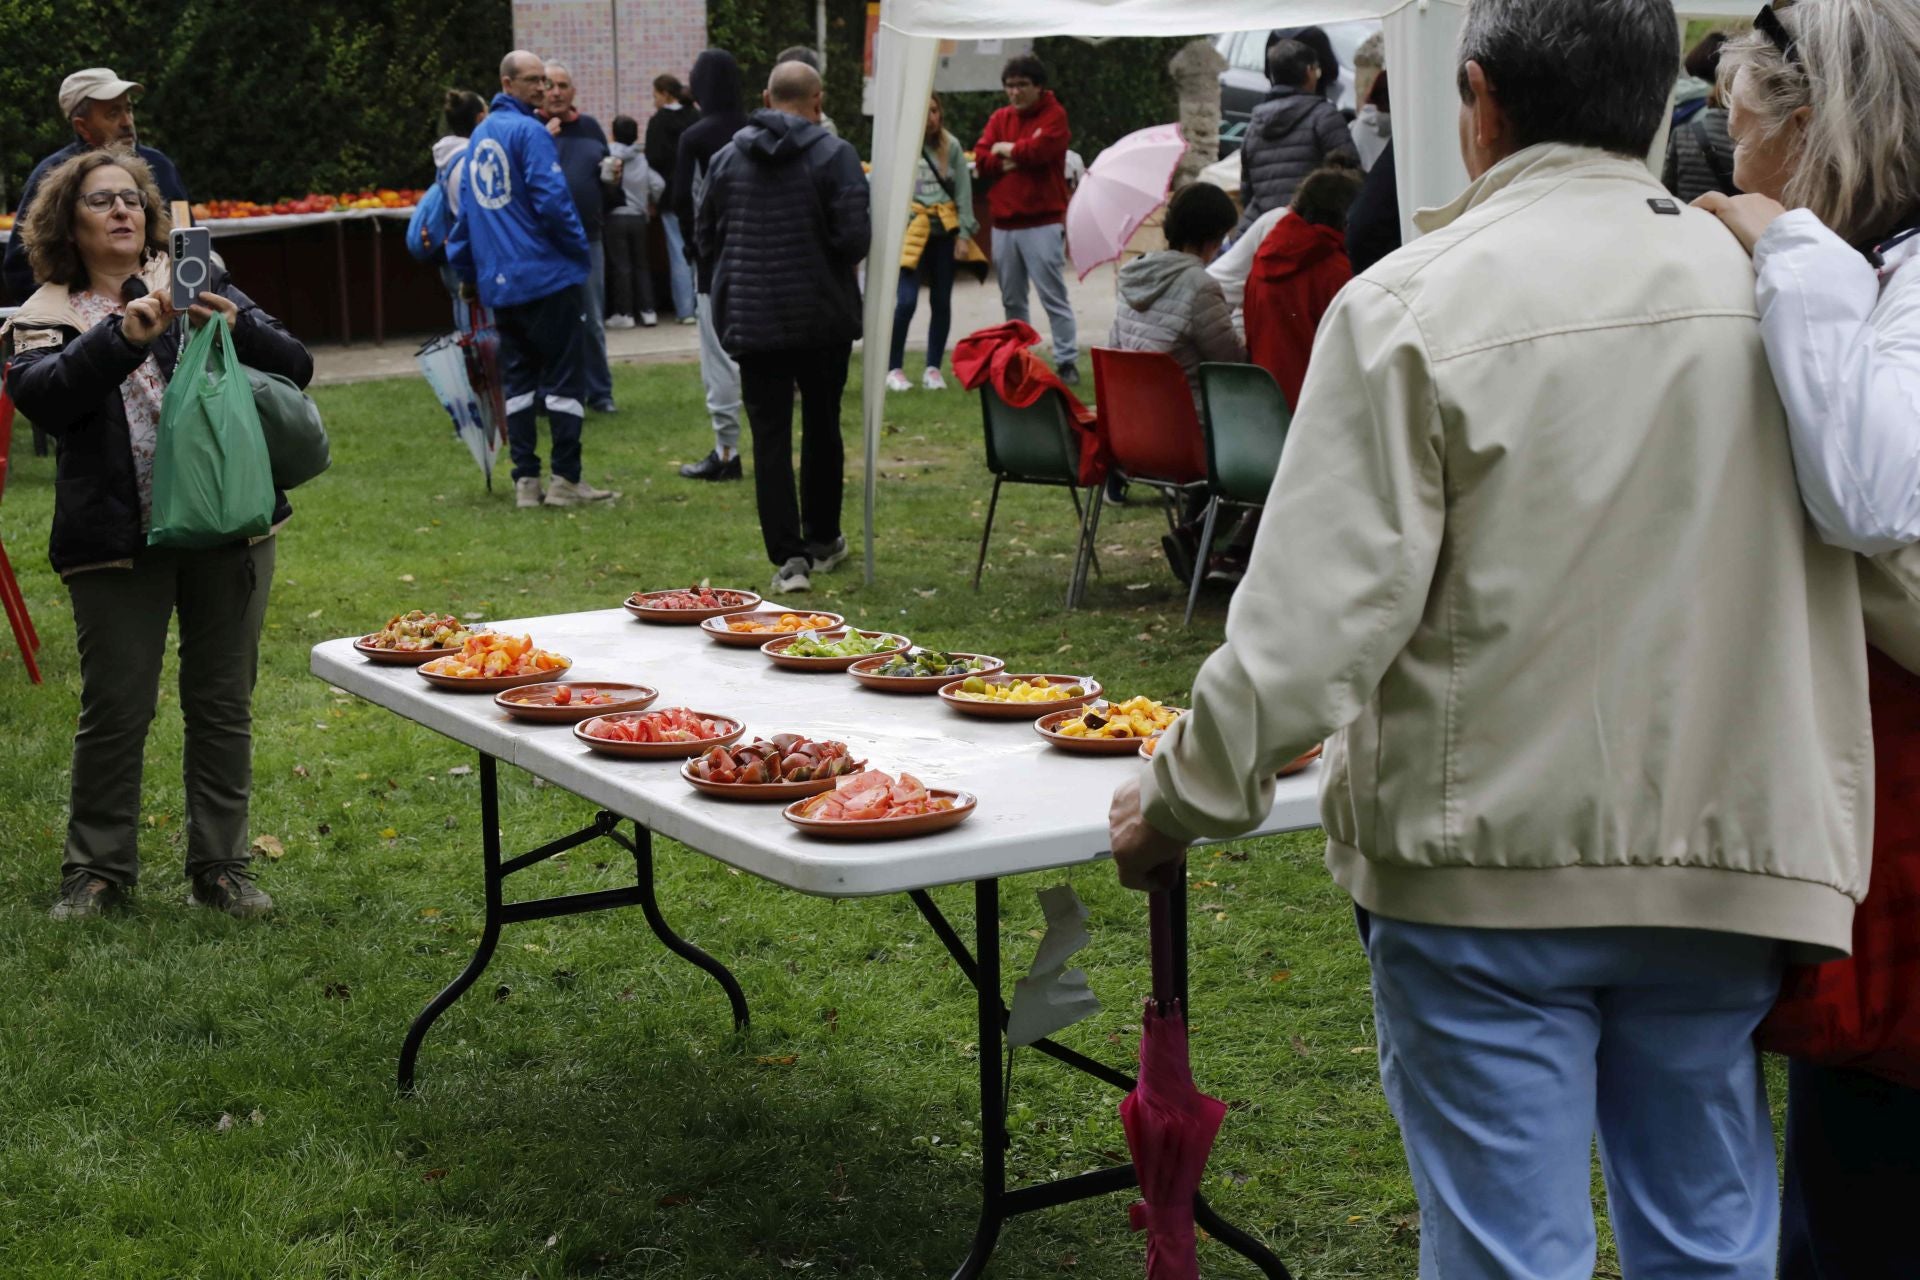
[1455,0,1678,157]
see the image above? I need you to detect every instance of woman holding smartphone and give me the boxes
[1,147,311,922]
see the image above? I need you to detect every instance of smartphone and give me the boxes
[170,227,212,310]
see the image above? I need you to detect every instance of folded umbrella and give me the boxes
[415,332,500,491]
[459,303,509,478]
[1119,890,1228,1280]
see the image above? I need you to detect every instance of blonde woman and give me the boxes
[885,95,975,392]
[1700,3,1920,1275]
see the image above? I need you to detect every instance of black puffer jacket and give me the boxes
[1236,88,1357,236]
[3,266,313,574]
[673,50,750,293]
[1662,107,1737,203]
[698,109,870,358]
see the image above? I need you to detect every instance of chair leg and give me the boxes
[1184,497,1223,628]
[1069,484,1105,610]
[972,477,1003,591]
[1066,487,1101,580]
[0,539,41,684]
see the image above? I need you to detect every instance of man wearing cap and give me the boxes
[2,68,189,303]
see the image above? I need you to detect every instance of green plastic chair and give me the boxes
[973,384,1099,604]
[1189,363,1291,625]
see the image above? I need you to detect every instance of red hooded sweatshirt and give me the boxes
[975,91,1071,230]
[1243,215,1352,410]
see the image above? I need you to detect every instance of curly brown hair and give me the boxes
[21,147,170,289]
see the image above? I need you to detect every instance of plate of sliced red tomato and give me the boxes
[574,708,744,759]
[783,770,976,840]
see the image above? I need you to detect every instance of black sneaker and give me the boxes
[807,535,849,575]
[1056,361,1081,386]
[188,865,274,919]
[50,874,124,921]
[1104,475,1130,506]
[679,449,743,481]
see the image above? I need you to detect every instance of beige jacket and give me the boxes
[1142,143,1902,957]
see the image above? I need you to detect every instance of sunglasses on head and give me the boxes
[1755,2,1803,67]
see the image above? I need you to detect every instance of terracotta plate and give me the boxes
[419,659,572,692]
[937,674,1102,720]
[680,759,867,802]
[493,681,659,723]
[624,588,762,624]
[761,630,911,672]
[847,652,1007,693]
[1036,703,1185,755]
[700,609,847,647]
[355,636,461,666]
[573,711,745,759]
[783,790,978,840]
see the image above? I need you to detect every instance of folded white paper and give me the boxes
[1007,884,1102,1047]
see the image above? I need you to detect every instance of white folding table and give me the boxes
[312,607,1321,1278]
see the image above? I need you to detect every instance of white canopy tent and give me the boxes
[860,0,1760,582]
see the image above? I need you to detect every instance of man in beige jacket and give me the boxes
[1110,1,1880,1276]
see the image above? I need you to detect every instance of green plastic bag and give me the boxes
[246,366,330,489]
[148,314,276,549]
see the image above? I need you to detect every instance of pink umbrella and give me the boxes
[1066,123,1187,280]
[1119,890,1229,1280]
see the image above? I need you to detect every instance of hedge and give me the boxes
[0,1,1195,208]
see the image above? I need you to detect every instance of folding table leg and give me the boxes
[950,877,1007,1280]
[612,821,749,1032]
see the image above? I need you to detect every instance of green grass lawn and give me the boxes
[0,356,1420,1278]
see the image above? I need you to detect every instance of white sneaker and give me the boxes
[808,535,849,575]
[884,369,912,393]
[605,313,636,330]
[678,314,698,326]
[770,557,813,594]
[639,310,659,327]
[515,476,545,508]
[921,366,947,391]
[544,476,620,506]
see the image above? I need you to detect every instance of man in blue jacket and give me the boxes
[2,68,190,304]
[448,50,618,508]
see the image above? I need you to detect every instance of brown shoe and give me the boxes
[50,874,124,921]
[187,865,274,919]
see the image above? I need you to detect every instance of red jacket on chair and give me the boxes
[1759,646,1920,1088]
[952,320,1103,485]
[1243,215,1352,411]
[974,91,1072,231]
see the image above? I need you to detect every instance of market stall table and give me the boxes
[312,606,1321,1278]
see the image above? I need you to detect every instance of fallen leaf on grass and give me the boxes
[545,1233,558,1248]
[249,1108,265,1127]
[1056,643,1073,654]
[1268,970,1292,983]
[306,608,323,619]
[250,835,285,861]
[521,942,547,953]
[422,1168,448,1183]
[322,983,351,1001]
[658,1193,694,1208]
[419,908,441,919]
[292,764,309,779]
[399,574,416,584]
[216,1113,234,1132]
[1291,1035,1313,1056]
[755,1054,799,1067]
[914,588,938,599]
[1349,1045,1376,1054]
[380,827,398,840]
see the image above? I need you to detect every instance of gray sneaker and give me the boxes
[50,874,123,921]
[808,536,849,575]
[515,476,545,509]
[188,866,274,919]
[770,557,813,594]
[544,476,620,506]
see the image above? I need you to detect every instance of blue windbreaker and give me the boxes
[447,93,590,308]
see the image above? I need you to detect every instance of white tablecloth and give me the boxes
[310,608,1324,897]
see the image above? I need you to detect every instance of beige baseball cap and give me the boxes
[59,68,143,117]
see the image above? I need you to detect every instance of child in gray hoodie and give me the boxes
[606,114,667,327]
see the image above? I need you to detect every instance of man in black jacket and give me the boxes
[698,60,869,595]
[1235,39,1358,238]
[671,49,749,482]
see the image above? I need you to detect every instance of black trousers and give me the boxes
[604,214,655,319]
[736,343,850,567]
[1780,1059,1920,1277]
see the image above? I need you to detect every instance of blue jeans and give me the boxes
[888,232,957,372]
[1365,913,1783,1280]
[660,211,697,321]
[496,284,586,483]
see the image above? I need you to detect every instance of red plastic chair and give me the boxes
[0,369,42,683]
[1072,348,1209,607]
